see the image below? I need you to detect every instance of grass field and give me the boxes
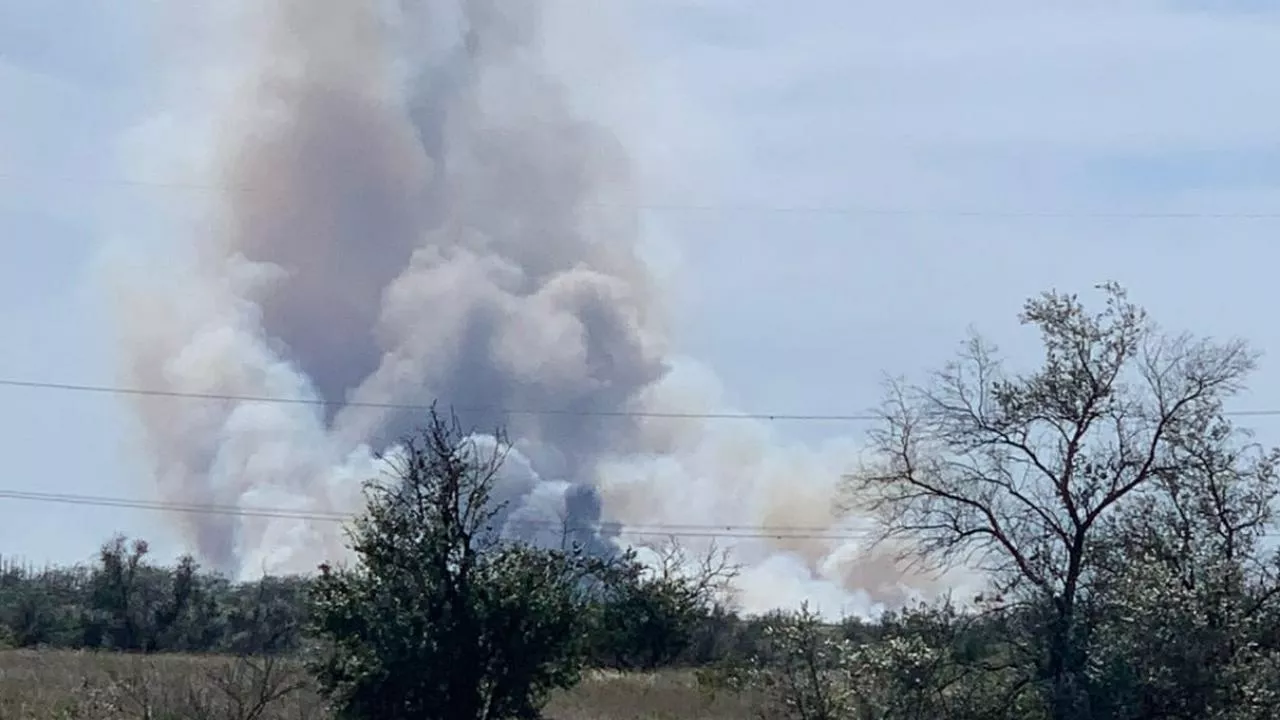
[0,650,755,719]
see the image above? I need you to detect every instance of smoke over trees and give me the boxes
[109,0,930,613]
[5,283,1280,719]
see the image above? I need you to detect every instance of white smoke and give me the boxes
[108,0,960,617]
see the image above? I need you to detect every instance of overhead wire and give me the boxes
[5,378,1280,422]
[0,378,881,422]
[3,171,1280,220]
[0,489,875,541]
[6,488,1280,543]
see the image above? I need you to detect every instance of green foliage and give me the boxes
[1079,422,1280,720]
[704,600,1044,720]
[0,559,88,648]
[737,603,857,720]
[305,409,604,720]
[0,548,306,656]
[586,538,738,671]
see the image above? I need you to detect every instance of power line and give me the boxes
[6,377,1280,423]
[0,489,874,541]
[0,378,880,422]
[0,490,343,521]
[7,489,1280,546]
[2,171,1280,220]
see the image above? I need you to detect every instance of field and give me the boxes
[0,650,755,719]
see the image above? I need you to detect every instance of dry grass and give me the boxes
[0,649,325,719]
[0,650,754,719]
[545,670,755,720]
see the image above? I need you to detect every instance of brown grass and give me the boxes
[546,669,755,720]
[0,650,754,719]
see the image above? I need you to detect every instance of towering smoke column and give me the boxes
[115,0,954,614]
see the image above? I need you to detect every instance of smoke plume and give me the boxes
[112,0,956,616]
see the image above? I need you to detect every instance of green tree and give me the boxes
[224,575,308,655]
[750,604,856,720]
[704,600,1039,720]
[306,409,603,720]
[1082,413,1280,720]
[700,604,855,720]
[0,560,87,648]
[588,537,738,670]
[847,282,1269,719]
[87,535,159,650]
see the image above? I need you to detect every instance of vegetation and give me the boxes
[307,413,610,719]
[0,651,753,720]
[3,284,1279,719]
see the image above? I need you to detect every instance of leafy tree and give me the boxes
[224,575,309,655]
[0,561,87,648]
[705,600,1041,720]
[1081,413,1280,720]
[588,537,739,670]
[0,547,312,655]
[868,599,1044,720]
[700,603,855,720]
[306,409,604,720]
[88,535,157,650]
[755,604,856,720]
[847,282,1271,719]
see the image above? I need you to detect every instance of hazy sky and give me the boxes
[3,0,1280,567]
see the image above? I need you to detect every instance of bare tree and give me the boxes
[845,282,1260,720]
[647,536,741,608]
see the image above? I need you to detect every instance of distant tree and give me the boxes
[846,282,1272,719]
[0,543,320,655]
[0,560,87,648]
[743,603,856,720]
[87,535,155,650]
[306,408,603,720]
[224,575,308,655]
[588,537,739,670]
[702,599,1039,720]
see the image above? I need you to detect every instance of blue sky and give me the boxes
[4,0,1280,568]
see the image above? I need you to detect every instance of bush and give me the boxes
[306,409,605,720]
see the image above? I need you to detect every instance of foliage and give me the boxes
[586,538,739,671]
[0,549,304,657]
[0,650,757,720]
[694,279,1280,720]
[305,409,605,720]
[846,282,1271,719]
[704,600,1044,720]
[723,603,857,720]
[1080,421,1280,720]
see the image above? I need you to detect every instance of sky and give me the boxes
[3,0,1280,576]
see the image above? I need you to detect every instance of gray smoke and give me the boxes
[111,0,966,615]
[117,0,665,571]
[221,0,667,463]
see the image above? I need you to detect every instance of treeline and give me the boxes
[0,535,769,668]
[0,541,307,655]
[4,283,1280,720]
[0,542,1016,673]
